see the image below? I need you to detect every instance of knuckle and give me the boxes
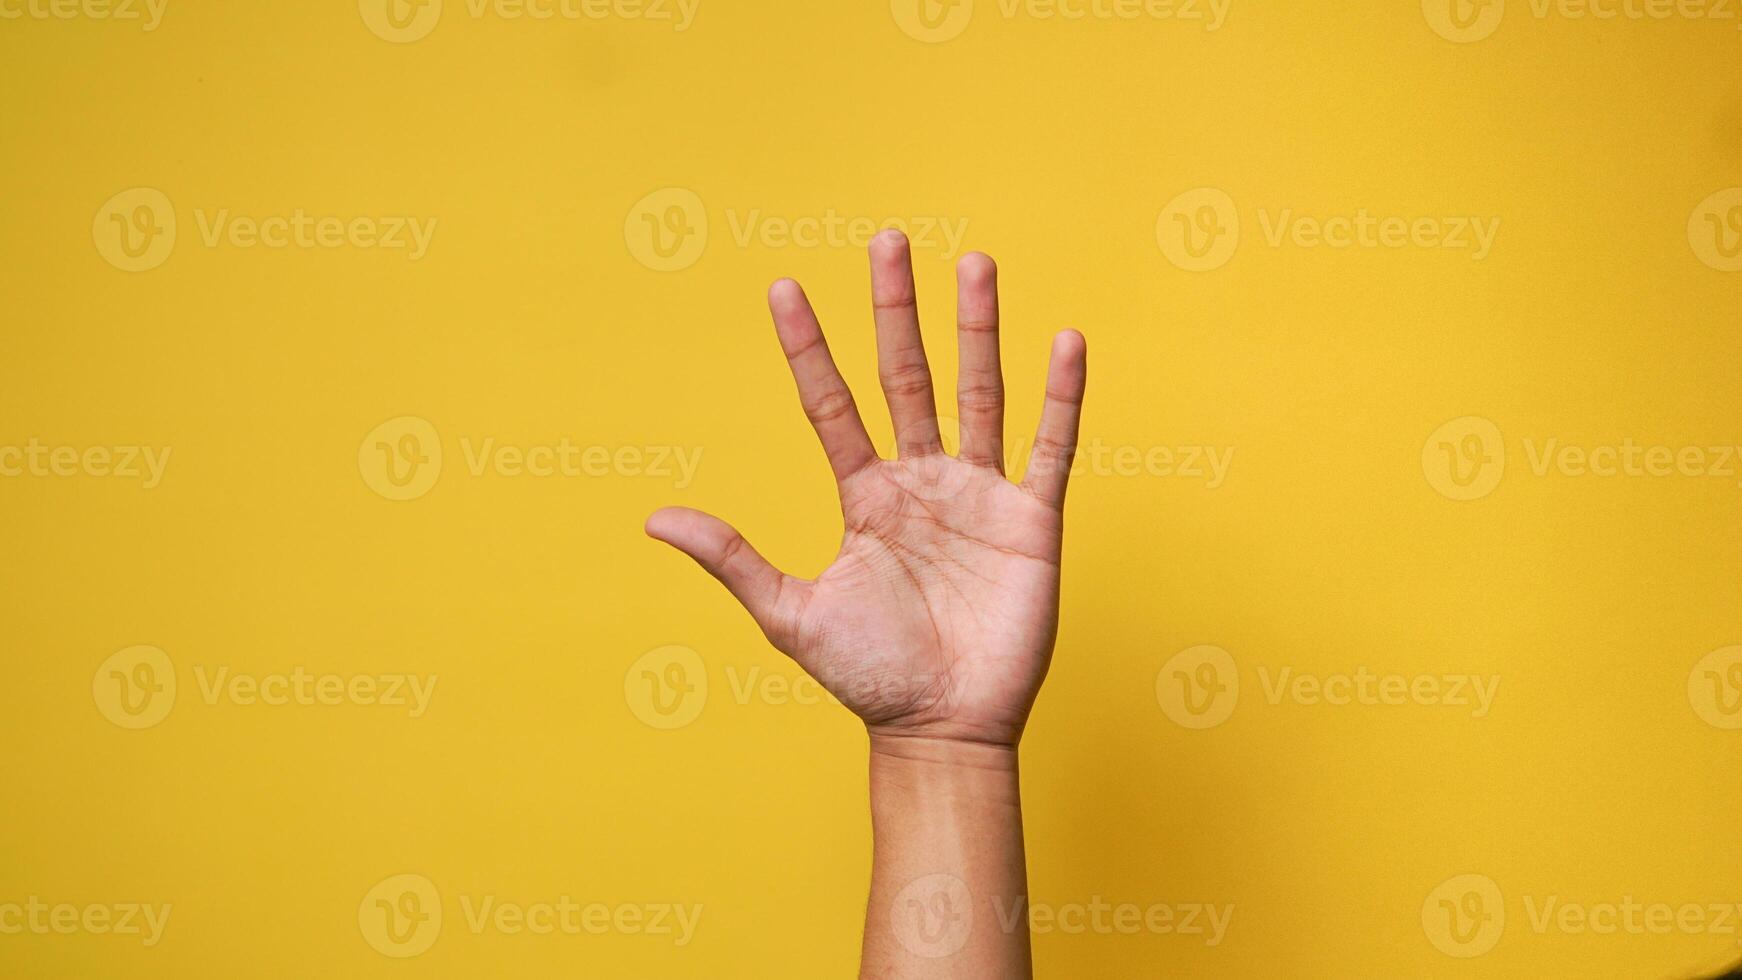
[957,313,999,334]
[1032,434,1076,459]
[804,387,858,426]
[782,333,824,362]
[957,381,1004,414]
[716,532,748,568]
[880,363,934,398]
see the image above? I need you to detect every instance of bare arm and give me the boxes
[862,736,1029,976]
[647,230,1087,978]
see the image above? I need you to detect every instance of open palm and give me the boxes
[647,231,1087,748]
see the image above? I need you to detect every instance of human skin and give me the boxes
[646,229,1087,978]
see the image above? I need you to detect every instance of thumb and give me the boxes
[645,507,808,647]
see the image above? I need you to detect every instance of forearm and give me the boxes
[859,735,1032,979]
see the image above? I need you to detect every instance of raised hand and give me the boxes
[646,230,1086,750]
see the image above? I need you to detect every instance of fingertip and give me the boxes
[868,230,917,304]
[644,506,692,544]
[870,228,910,263]
[1052,328,1087,363]
[767,277,803,308]
[956,251,997,285]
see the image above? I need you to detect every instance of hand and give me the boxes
[646,230,1087,749]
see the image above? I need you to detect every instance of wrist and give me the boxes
[867,733,1021,811]
[868,732,1020,770]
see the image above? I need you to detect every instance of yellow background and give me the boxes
[3,0,1740,976]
